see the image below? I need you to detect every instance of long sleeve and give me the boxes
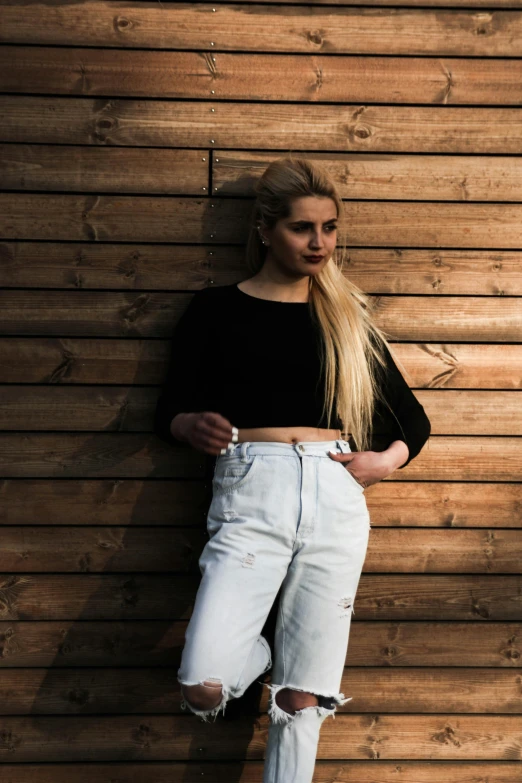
[372,341,431,468]
[153,289,213,447]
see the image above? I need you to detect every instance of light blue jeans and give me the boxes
[178,439,371,782]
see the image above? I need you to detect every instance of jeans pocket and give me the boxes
[212,455,260,495]
[335,460,365,493]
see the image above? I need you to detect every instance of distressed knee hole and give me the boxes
[267,682,352,725]
[275,687,318,715]
[180,678,225,715]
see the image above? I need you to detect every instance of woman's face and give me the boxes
[261,196,338,280]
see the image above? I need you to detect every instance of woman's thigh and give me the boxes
[270,454,371,695]
[178,452,301,687]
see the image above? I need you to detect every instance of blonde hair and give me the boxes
[244,155,400,454]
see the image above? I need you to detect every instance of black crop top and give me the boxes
[153,283,431,468]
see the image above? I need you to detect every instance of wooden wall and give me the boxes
[1,1,521,780]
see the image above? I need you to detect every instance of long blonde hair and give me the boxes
[244,155,400,454]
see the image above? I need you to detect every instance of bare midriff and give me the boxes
[236,425,347,444]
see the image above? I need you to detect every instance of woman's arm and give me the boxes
[373,341,431,469]
[153,290,212,447]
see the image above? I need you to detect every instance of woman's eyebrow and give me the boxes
[288,218,338,226]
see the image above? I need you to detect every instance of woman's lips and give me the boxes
[304,255,324,262]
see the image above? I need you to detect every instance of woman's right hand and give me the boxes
[171,411,237,456]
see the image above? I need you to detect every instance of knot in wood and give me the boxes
[354,125,371,139]
[115,16,133,30]
[307,30,323,45]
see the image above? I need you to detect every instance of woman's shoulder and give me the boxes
[190,283,239,304]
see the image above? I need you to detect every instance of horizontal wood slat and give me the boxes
[0,573,518,621]
[0,480,521,528]
[0,339,522,389]
[2,244,522,295]
[0,713,520,761]
[0,434,521,481]
[214,151,522,202]
[7,145,522,204]
[4,47,522,106]
[1,386,521,435]
[0,292,521,341]
[1,621,519,668]
[6,97,522,153]
[6,194,522,248]
[1,4,522,57]
[1,761,520,783]
[0,527,519,574]
[1,667,520,714]
[0,145,207,195]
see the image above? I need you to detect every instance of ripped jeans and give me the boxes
[177,439,371,783]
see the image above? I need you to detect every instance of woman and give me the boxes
[154,156,431,782]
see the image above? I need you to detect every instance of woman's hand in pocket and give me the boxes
[327,449,396,489]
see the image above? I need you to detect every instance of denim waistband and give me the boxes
[222,439,352,461]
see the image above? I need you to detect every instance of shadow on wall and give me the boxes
[20,179,282,778]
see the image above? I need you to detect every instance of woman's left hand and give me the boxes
[327,449,397,489]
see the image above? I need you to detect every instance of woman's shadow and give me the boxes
[22,171,281,778]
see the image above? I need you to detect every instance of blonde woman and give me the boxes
[154,157,431,782]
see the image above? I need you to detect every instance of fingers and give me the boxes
[194,412,239,456]
[201,411,236,441]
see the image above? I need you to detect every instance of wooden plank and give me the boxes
[1,761,521,783]
[4,46,522,106]
[2,243,522,295]
[1,3,522,57]
[0,292,520,340]
[1,386,521,435]
[0,573,518,621]
[5,97,522,154]
[0,527,519,574]
[415,391,522,435]
[6,194,522,248]
[0,713,519,761]
[0,145,208,195]
[365,482,522,528]
[373,343,522,387]
[0,243,231,291]
[0,434,520,481]
[0,667,520,715]
[214,151,522,200]
[6,144,522,202]
[397,436,522,482]
[1,480,521,528]
[0,339,521,388]
[0,621,519,668]
[0,480,212,527]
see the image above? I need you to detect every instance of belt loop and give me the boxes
[336,438,350,453]
[240,441,249,462]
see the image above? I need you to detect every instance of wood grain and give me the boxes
[0,339,521,388]
[0,574,518,620]
[0,621,519,667]
[0,667,520,714]
[1,244,522,294]
[0,433,520,481]
[0,145,207,194]
[0,714,519,761]
[0,386,520,435]
[3,47,522,106]
[1,4,522,56]
[5,97,522,153]
[1,761,520,783]
[0,527,518,574]
[0,291,520,340]
[0,479,520,527]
